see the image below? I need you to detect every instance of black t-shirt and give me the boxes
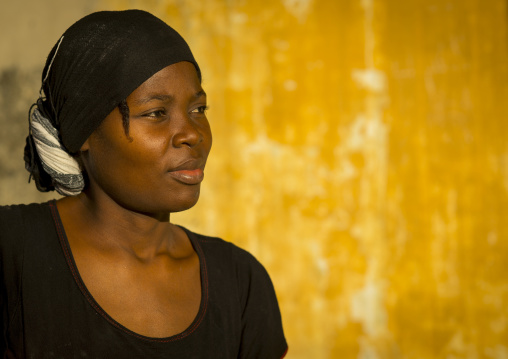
[0,201,287,358]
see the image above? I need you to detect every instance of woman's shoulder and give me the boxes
[0,201,54,247]
[182,227,276,300]
[0,201,51,218]
[182,227,266,272]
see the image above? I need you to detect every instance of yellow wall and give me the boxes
[3,0,508,357]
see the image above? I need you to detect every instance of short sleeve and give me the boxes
[234,248,288,359]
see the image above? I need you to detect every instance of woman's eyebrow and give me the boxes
[133,94,173,105]
[134,90,206,106]
[195,90,206,98]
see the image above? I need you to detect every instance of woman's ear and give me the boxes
[76,139,89,174]
[80,138,90,152]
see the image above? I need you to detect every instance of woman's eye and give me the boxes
[191,105,209,114]
[144,110,166,118]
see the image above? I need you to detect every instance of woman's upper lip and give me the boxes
[168,159,205,172]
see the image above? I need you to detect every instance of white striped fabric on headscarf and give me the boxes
[29,108,84,196]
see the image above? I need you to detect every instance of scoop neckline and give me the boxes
[47,200,209,343]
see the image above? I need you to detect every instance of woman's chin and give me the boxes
[168,198,200,214]
[134,190,201,216]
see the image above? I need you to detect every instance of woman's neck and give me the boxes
[56,192,190,263]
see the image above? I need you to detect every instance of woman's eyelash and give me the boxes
[144,110,166,118]
[192,105,209,114]
[142,106,208,118]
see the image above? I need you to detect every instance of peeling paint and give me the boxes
[352,69,387,93]
[281,0,314,23]
[351,281,388,337]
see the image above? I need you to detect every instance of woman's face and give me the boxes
[80,61,212,215]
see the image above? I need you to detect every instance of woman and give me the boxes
[0,10,287,358]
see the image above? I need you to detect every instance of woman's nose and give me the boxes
[171,114,202,148]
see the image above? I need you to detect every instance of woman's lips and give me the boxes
[167,168,204,185]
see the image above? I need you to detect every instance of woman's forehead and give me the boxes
[128,62,204,103]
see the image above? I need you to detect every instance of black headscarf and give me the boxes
[25,9,200,193]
